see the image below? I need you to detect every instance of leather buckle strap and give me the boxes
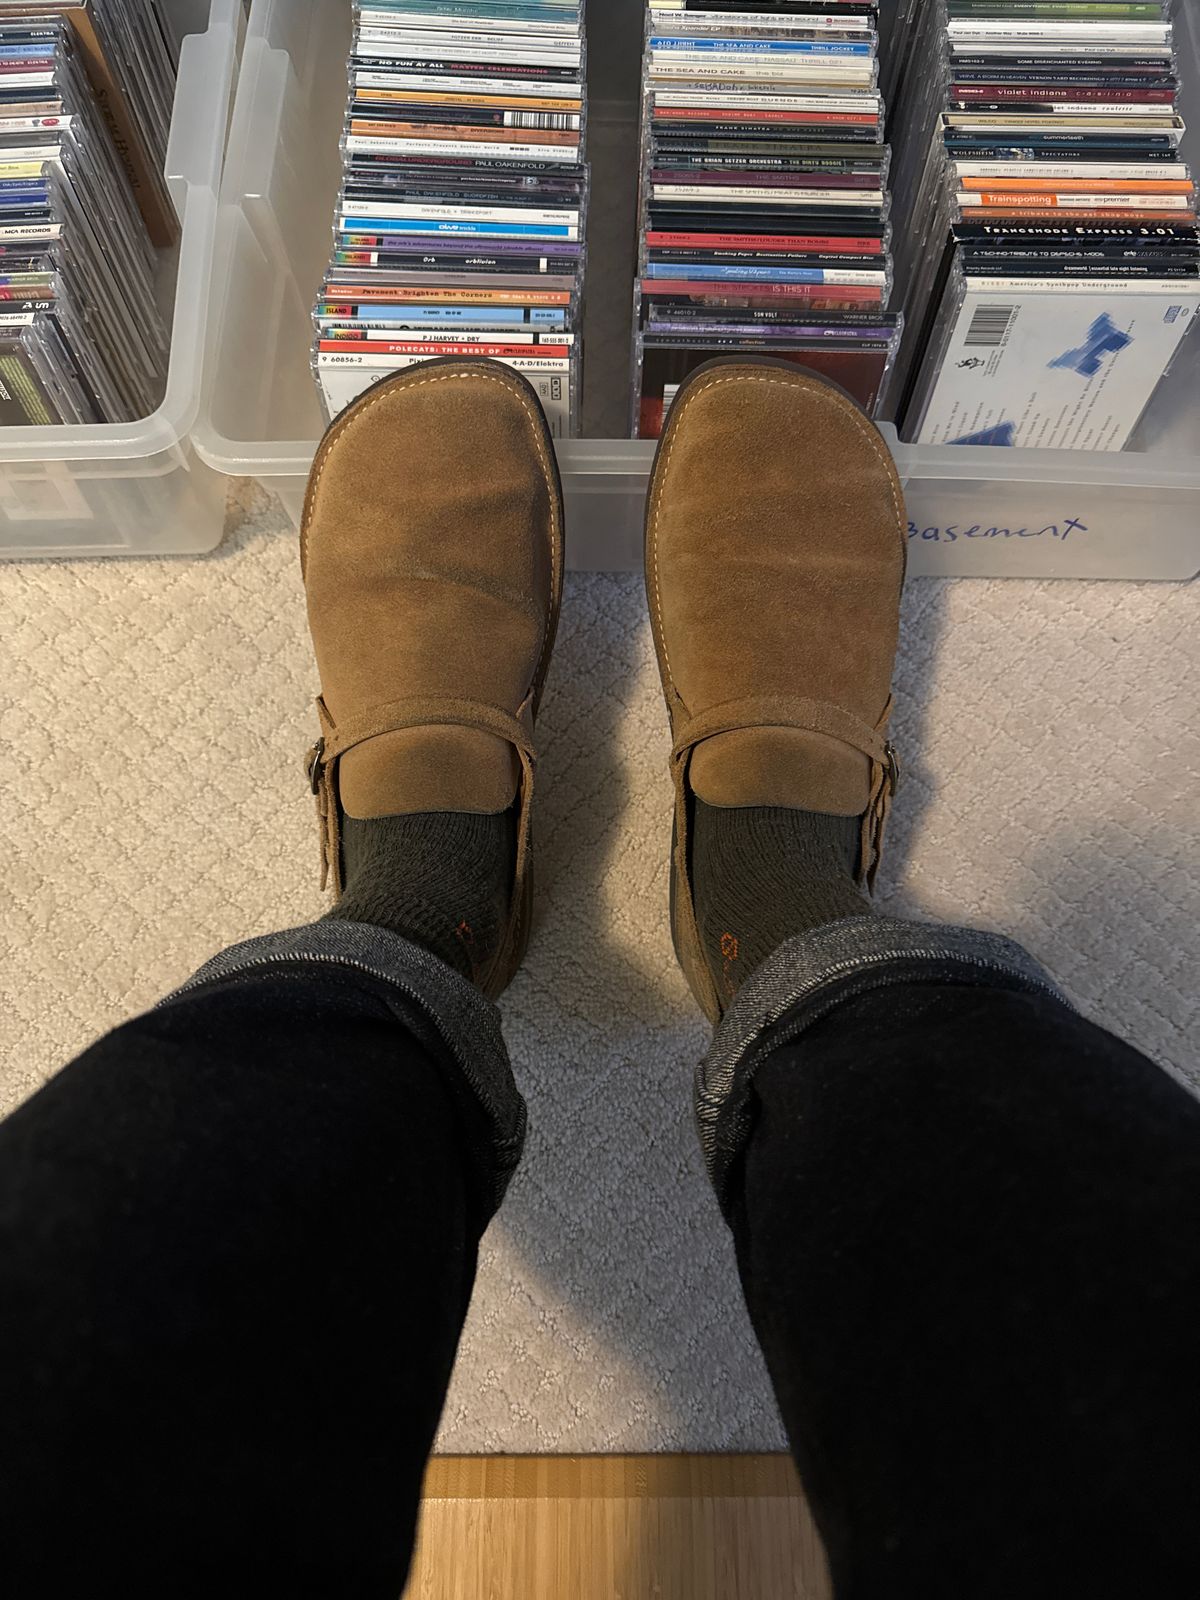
[306,693,538,897]
[671,693,894,772]
[314,695,536,770]
[669,692,899,905]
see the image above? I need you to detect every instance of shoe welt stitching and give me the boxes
[301,368,562,689]
[649,371,905,705]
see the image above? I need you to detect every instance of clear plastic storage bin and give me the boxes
[0,0,241,561]
[196,0,1200,581]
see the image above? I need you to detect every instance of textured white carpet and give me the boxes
[1,485,1197,1453]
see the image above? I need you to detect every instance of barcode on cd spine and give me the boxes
[964,304,1016,347]
[504,111,579,130]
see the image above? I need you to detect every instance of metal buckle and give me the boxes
[885,742,901,794]
[306,738,326,796]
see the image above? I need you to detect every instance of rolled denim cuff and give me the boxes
[160,920,526,1207]
[697,915,1069,1218]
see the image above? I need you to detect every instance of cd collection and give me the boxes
[630,0,902,440]
[0,3,179,427]
[312,0,589,437]
[0,1,1194,456]
[888,0,1200,450]
[0,0,183,245]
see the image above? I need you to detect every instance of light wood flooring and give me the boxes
[404,1455,831,1599]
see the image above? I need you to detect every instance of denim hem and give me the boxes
[159,921,526,1207]
[697,915,1068,1217]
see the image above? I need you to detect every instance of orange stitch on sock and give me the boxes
[720,932,740,999]
[456,921,476,948]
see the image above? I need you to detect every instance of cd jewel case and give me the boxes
[313,0,591,437]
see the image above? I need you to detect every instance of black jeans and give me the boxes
[0,958,1197,1598]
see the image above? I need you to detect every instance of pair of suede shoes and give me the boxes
[301,357,906,1025]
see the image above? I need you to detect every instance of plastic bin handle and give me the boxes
[166,15,237,206]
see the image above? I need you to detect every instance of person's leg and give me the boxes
[705,922,1200,1599]
[646,362,1199,1595]
[0,922,522,1599]
[0,361,566,1598]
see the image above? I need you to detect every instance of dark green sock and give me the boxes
[324,810,516,983]
[691,799,871,1003]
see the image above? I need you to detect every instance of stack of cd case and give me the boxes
[630,1,903,439]
[891,0,1200,450]
[0,11,170,426]
[0,1,183,248]
[312,1,589,437]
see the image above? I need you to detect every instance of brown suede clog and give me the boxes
[301,358,565,998]
[645,358,908,1024]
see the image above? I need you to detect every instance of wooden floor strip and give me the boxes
[407,1454,832,1599]
[423,1453,805,1500]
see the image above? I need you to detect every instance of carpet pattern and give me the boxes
[1,484,1196,1452]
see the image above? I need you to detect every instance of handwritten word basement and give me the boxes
[908,518,1089,544]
